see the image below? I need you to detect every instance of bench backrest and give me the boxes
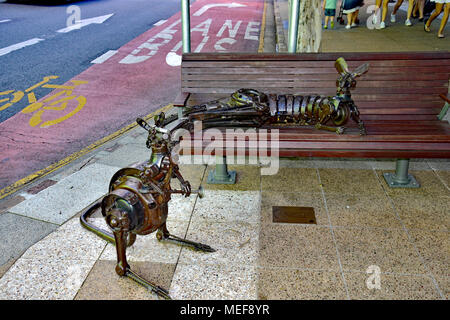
[181,52,450,122]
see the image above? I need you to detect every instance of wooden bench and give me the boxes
[172,52,450,187]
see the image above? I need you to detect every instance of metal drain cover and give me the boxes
[272,206,316,224]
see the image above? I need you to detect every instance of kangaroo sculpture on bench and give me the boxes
[172,57,368,135]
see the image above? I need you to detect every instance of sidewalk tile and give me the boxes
[408,230,449,277]
[8,163,121,225]
[170,263,257,300]
[262,168,320,193]
[0,213,57,267]
[325,193,402,229]
[258,224,339,271]
[313,159,372,170]
[20,217,107,261]
[279,158,317,169]
[334,227,428,274]
[96,143,150,168]
[178,220,259,267]
[191,190,260,224]
[319,169,385,196]
[75,260,175,300]
[345,272,442,300]
[0,196,25,215]
[390,195,450,231]
[166,194,198,222]
[0,257,95,300]
[434,276,449,300]
[435,171,450,189]
[427,160,450,171]
[257,268,347,300]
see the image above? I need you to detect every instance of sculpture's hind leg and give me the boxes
[349,105,366,135]
[156,222,216,252]
[315,123,345,134]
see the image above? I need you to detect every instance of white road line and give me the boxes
[0,38,45,57]
[57,13,114,33]
[194,3,246,16]
[90,50,118,64]
[154,19,167,26]
[0,19,11,24]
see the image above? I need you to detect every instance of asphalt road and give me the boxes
[0,0,181,122]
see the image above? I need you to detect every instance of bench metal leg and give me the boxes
[207,155,236,184]
[177,106,184,119]
[383,159,420,188]
[437,80,450,121]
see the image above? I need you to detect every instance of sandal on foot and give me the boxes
[438,34,445,38]
[424,25,431,32]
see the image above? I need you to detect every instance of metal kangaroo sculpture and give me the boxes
[173,57,369,135]
[80,113,214,300]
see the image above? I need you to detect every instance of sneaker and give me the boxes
[351,22,357,27]
[405,19,412,26]
[380,21,386,29]
[331,21,335,28]
[345,24,351,29]
[390,14,396,23]
[324,24,327,29]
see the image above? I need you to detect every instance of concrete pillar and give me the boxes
[295,0,322,53]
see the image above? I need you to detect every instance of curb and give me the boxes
[273,0,287,52]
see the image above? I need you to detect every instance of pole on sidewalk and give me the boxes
[383,159,420,188]
[288,0,300,53]
[181,0,191,53]
[180,0,191,118]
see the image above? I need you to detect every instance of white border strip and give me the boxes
[0,38,45,57]
[90,50,118,64]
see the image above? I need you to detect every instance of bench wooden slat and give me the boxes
[182,81,446,92]
[187,60,450,67]
[183,73,450,81]
[183,52,450,61]
[359,108,442,115]
[179,149,450,159]
[183,87,445,96]
[198,129,450,141]
[188,139,450,150]
[182,66,450,75]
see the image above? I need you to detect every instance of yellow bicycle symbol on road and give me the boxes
[0,76,88,128]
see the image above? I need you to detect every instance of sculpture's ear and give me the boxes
[137,117,151,131]
[154,112,166,127]
[335,57,350,76]
[352,63,369,78]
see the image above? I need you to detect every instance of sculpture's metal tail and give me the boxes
[80,200,115,243]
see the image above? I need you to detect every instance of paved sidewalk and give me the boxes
[275,0,450,52]
[0,0,449,300]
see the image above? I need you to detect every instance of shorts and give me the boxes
[343,0,364,13]
[325,9,336,16]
